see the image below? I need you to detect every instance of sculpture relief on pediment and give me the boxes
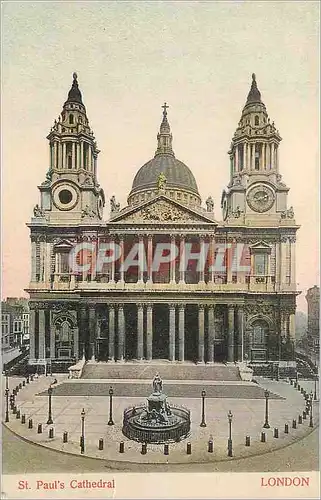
[124,200,200,223]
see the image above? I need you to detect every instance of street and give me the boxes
[2,424,319,473]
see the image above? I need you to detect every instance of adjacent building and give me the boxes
[1,297,30,349]
[27,73,299,371]
[306,285,320,355]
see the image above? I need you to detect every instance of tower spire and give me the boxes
[66,72,83,104]
[155,102,174,157]
[246,73,262,104]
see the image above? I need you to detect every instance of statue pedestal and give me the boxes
[147,392,167,413]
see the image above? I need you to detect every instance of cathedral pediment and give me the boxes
[109,195,217,224]
[249,241,272,252]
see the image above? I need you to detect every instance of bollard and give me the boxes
[300,387,304,394]
[164,444,169,455]
[292,419,297,429]
[294,381,297,388]
[49,428,54,439]
[37,423,42,434]
[297,384,301,391]
[26,377,29,384]
[28,418,33,429]
[208,439,214,453]
[245,436,251,447]
[21,414,26,424]
[261,432,266,443]
[12,406,17,415]
[274,428,279,438]
[290,379,293,385]
[298,415,303,424]
[98,438,103,450]
[30,375,34,382]
[284,423,289,434]
[186,442,192,455]
[19,383,22,389]
[22,381,25,387]
[16,410,20,419]
[141,442,147,455]
[303,411,307,420]
[119,441,124,453]
[15,385,19,392]
[63,432,68,443]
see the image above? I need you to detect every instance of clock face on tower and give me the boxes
[246,184,275,213]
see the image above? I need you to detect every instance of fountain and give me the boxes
[122,374,191,444]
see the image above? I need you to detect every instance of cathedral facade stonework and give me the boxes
[27,73,299,369]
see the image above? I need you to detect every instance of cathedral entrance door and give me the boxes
[153,304,169,360]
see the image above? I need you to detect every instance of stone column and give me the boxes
[73,327,79,359]
[198,304,205,363]
[271,143,275,169]
[72,142,76,169]
[280,237,287,285]
[290,238,296,286]
[118,305,125,361]
[38,309,46,360]
[31,239,37,282]
[178,305,185,362]
[147,235,153,283]
[62,142,66,169]
[88,146,92,171]
[266,143,271,169]
[198,237,205,284]
[237,307,244,362]
[108,305,115,361]
[80,141,84,169]
[227,305,235,362]
[79,307,87,358]
[110,238,115,283]
[169,304,176,361]
[289,311,296,341]
[137,303,144,360]
[243,143,246,169]
[44,242,52,284]
[210,236,215,283]
[50,311,55,359]
[235,146,239,172]
[170,235,176,284]
[58,142,63,169]
[251,143,255,170]
[119,237,125,283]
[262,143,266,170]
[88,306,96,361]
[179,235,186,284]
[226,241,232,283]
[138,235,145,283]
[207,304,215,363]
[76,143,80,169]
[146,304,153,361]
[29,309,36,361]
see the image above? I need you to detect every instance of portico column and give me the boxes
[110,237,115,283]
[38,309,46,360]
[198,304,205,363]
[73,326,79,359]
[237,307,244,362]
[227,305,235,362]
[209,236,215,283]
[179,235,186,284]
[50,311,55,359]
[29,309,36,361]
[178,305,185,362]
[137,303,144,360]
[147,235,153,283]
[72,142,76,169]
[226,241,232,283]
[119,237,125,283]
[89,306,96,361]
[207,304,215,363]
[199,236,206,284]
[146,304,153,361]
[138,235,145,283]
[108,305,115,361]
[169,304,176,361]
[170,235,176,284]
[117,305,125,361]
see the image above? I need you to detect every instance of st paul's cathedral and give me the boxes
[27,73,299,372]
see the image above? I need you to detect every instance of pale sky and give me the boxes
[2,1,319,312]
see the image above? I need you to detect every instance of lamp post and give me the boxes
[314,373,318,401]
[227,410,233,457]
[5,371,9,391]
[47,385,53,425]
[200,389,206,427]
[5,388,9,422]
[108,386,114,426]
[263,389,270,429]
[80,408,85,454]
[309,391,313,428]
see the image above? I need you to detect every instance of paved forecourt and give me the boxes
[3,373,319,465]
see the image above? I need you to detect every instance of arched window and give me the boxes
[69,114,74,124]
[254,115,259,126]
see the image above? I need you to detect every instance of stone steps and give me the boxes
[81,362,241,381]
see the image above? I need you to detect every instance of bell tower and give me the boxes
[35,73,105,223]
[221,74,294,226]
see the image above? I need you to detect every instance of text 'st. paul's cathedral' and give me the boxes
[27,73,299,370]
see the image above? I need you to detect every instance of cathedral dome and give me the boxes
[127,104,201,207]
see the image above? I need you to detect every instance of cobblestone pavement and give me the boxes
[2,374,319,467]
[2,424,319,473]
[38,382,283,399]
